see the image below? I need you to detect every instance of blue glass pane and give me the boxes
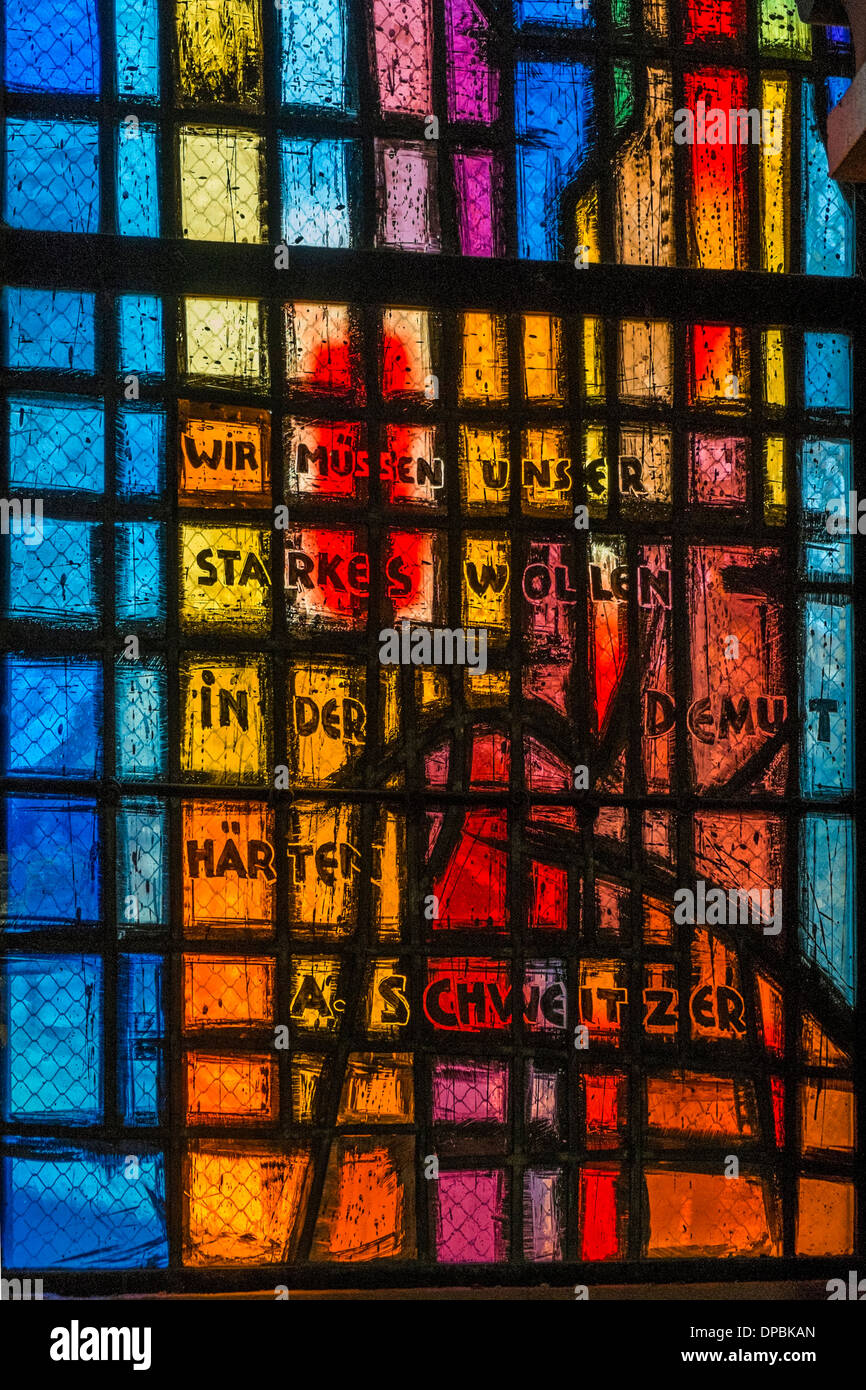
[803,332,851,412]
[515,60,596,261]
[4,0,99,95]
[800,815,856,1006]
[800,437,852,582]
[515,0,593,27]
[802,597,853,798]
[118,294,164,377]
[5,656,103,779]
[4,1148,168,1269]
[119,955,165,1125]
[117,799,168,928]
[826,74,849,110]
[116,0,160,99]
[116,659,167,781]
[281,137,356,248]
[827,24,851,48]
[3,288,96,373]
[4,796,100,929]
[803,80,854,277]
[7,519,100,626]
[117,407,165,498]
[5,955,103,1122]
[116,521,164,625]
[9,396,104,494]
[4,119,99,233]
[117,123,160,237]
[280,0,353,112]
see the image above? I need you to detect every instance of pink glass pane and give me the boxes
[376,141,441,252]
[370,0,433,116]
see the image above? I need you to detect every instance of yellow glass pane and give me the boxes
[180,126,264,242]
[416,668,448,711]
[180,523,271,633]
[462,534,510,630]
[762,328,786,405]
[521,314,565,403]
[364,958,411,1036]
[373,809,404,939]
[522,425,571,513]
[381,667,399,742]
[759,78,789,273]
[583,316,605,399]
[183,296,266,386]
[575,186,600,265]
[619,319,672,403]
[290,955,344,1033]
[176,0,264,109]
[459,311,508,404]
[465,670,509,706]
[184,1145,311,1265]
[459,425,509,510]
[583,423,608,517]
[287,802,360,938]
[337,1054,414,1124]
[292,1054,326,1123]
[180,657,270,783]
[644,0,668,40]
[289,662,366,787]
[764,435,786,524]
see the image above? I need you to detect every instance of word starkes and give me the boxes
[673,882,783,936]
[50,1322,152,1371]
[673,101,783,152]
[379,621,488,673]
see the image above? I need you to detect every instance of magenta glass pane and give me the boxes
[435,1170,508,1262]
[446,0,499,123]
[432,1059,509,1123]
[454,149,503,258]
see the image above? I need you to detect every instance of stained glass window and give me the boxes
[1,0,859,1293]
